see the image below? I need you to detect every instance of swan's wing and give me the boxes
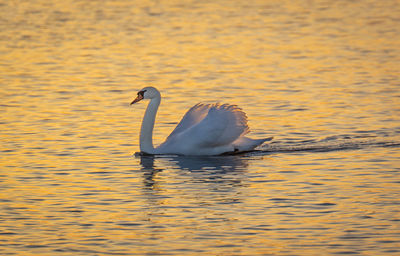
[180,103,249,148]
[166,103,210,140]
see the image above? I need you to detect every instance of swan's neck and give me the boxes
[140,96,161,154]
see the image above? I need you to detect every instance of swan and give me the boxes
[130,87,272,155]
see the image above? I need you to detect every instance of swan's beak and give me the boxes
[130,94,143,105]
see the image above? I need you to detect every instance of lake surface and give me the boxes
[1,0,400,255]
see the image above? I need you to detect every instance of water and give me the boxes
[1,0,400,255]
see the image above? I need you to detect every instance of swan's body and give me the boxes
[131,87,272,156]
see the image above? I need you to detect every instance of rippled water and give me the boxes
[1,0,400,255]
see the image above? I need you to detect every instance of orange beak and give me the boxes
[130,94,143,105]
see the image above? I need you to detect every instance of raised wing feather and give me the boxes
[156,103,257,155]
[177,103,249,148]
[166,103,210,140]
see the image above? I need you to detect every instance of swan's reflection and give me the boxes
[138,154,163,189]
[137,153,250,190]
[175,155,249,172]
[137,154,255,228]
[137,153,249,172]
[136,154,252,240]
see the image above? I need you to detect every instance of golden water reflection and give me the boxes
[1,0,400,255]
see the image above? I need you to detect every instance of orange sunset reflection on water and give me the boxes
[1,0,400,255]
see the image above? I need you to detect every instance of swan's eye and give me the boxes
[138,90,147,97]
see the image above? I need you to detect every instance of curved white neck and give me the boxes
[140,96,161,154]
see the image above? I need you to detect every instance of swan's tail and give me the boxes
[233,136,273,152]
[252,137,274,148]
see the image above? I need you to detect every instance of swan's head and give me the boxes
[130,87,160,105]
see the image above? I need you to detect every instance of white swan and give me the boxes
[130,87,272,155]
